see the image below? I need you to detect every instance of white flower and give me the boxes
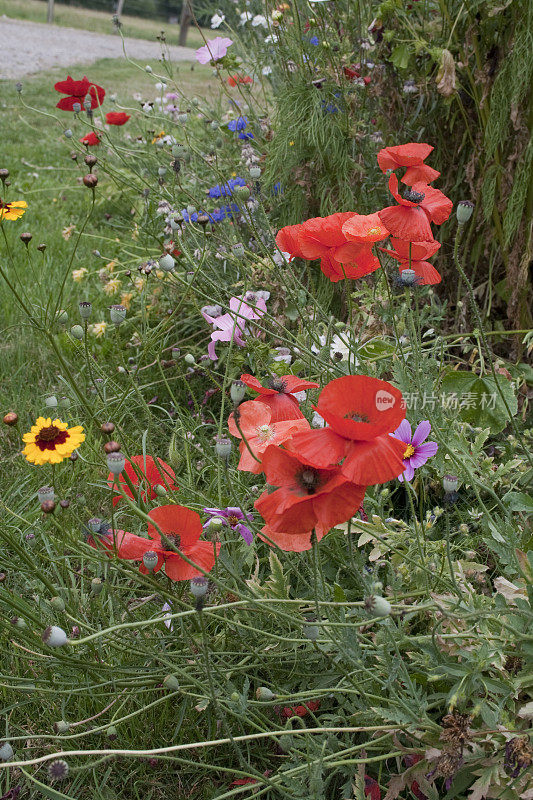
[239,11,253,24]
[162,602,174,631]
[262,65,273,76]
[252,14,268,27]
[330,332,359,367]
[210,12,225,28]
[155,82,167,91]
[311,333,326,354]
[272,347,292,365]
[264,33,278,44]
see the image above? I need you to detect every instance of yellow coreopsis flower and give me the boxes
[0,199,27,221]
[103,278,121,295]
[90,321,108,337]
[22,417,85,465]
[72,268,88,282]
[120,292,134,310]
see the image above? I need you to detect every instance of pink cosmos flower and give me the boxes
[195,37,233,65]
[201,295,267,360]
[392,420,438,482]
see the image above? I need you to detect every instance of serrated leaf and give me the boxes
[503,491,533,514]
[440,371,517,433]
[265,550,290,598]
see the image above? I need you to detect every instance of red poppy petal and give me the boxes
[341,435,406,484]
[388,238,441,261]
[259,524,326,551]
[240,373,275,395]
[414,182,453,225]
[400,261,441,285]
[377,143,433,172]
[316,376,405,440]
[312,482,366,530]
[54,75,90,95]
[286,427,347,467]
[341,213,389,243]
[56,96,80,111]
[261,495,319,534]
[402,164,440,185]
[282,375,319,393]
[276,224,305,259]
[259,446,303,486]
[143,456,178,493]
[164,541,220,581]
[148,504,203,546]
[378,205,435,242]
[228,401,272,438]
[257,392,304,422]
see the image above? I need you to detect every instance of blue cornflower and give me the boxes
[208,177,246,198]
[309,35,319,46]
[180,208,215,223]
[211,203,240,222]
[228,116,254,140]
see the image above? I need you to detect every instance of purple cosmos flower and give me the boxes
[392,420,438,482]
[195,37,233,65]
[204,507,254,545]
[201,295,267,360]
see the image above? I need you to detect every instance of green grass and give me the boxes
[0,0,212,49]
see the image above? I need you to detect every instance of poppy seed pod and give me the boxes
[190,575,209,598]
[400,269,417,286]
[232,243,245,258]
[72,102,81,113]
[159,254,175,272]
[3,411,18,426]
[172,143,186,157]
[83,173,98,188]
[143,550,159,571]
[11,616,26,628]
[70,324,84,340]
[215,436,232,458]
[256,687,276,701]
[56,309,68,325]
[249,166,261,178]
[107,452,126,476]
[442,474,459,493]
[78,301,92,320]
[178,112,188,124]
[109,304,127,325]
[48,759,69,782]
[235,185,250,200]
[231,380,246,404]
[456,200,474,225]
[37,486,55,504]
[163,674,180,691]
[0,741,14,763]
[64,129,73,138]
[208,516,224,532]
[50,596,65,611]
[42,625,69,647]
[365,595,391,617]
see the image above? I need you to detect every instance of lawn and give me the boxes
[0,0,212,49]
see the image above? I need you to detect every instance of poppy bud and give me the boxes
[54,720,70,734]
[56,309,68,325]
[50,596,65,611]
[45,395,58,409]
[215,436,232,458]
[365,595,391,617]
[0,168,9,183]
[78,301,92,320]
[42,625,68,647]
[90,577,104,596]
[256,687,276,701]
[60,499,70,509]
[207,516,224,532]
[456,201,474,225]
[84,154,98,168]
[38,486,55,504]
[64,129,73,138]
[106,726,118,740]
[100,421,115,435]
[163,674,180,691]
[232,243,245,258]
[71,324,84,340]
[249,166,261,178]
[158,166,167,178]
[11,616,26,628]
[104,440,121,454]
[20,232,32,245]
[184,353,196,365]
[145,64,153,72]
[0,742,14,762]
[83,173,98,188]
[109,304,127,325]
[190,576,209,598]
[48,759,69,782]
[107,452,126,476]
[3,412,18,426]
[230,380,246,404]
[25,532,36,547]
[235,185,250,200]
[41,500,56,514]
[178,112,188,123]
[154,484,167,496]
[143,551,159,571]
[87,517,103,533]
[158,254,175,272]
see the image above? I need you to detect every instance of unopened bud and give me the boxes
[50,596,65,611]
[42,625,68,647]
[53,720,70,734]
[256,687,276,701]
[0,742,14,762]
[163,674,180,691]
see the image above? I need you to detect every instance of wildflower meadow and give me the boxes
[0,0,532,797]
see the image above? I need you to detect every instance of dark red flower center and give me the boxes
[165,534,181,549]
[36,425,68,451]
[345,412,370,423]
[403,188,425,204]
[0,200,11,210]
[268,378,288,393]
[297,467,322,494]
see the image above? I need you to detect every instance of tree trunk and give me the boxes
[179,0,193,47]
[47,0,54,24]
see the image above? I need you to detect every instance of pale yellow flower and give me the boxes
[155,270,166,279]
[120,292,134,310]
[106,260,117,272]
[90,321,108,338]
[62,224,76,240]
[72,268,88,282]
[103,278,121,295]
[134,277,145,292]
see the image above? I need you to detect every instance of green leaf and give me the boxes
[19,767,77,800]
[390,44,411,70]
[503,491,533,514]
[440,371,517,432]
[333,583,347,602]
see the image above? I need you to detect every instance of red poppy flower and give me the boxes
[259,523,326,552]
[106,111,130,126]
[377,142,433,172]
[344,65,360,79]
[341,212,389,245]
[364,776,381,800]
[108,455,178,506]
[91,505,220,581]
[281,700,320,718]
[227,74,253,86]
[275,223,307,260]
[80,131,100,146]
[378,174,452,242]
[287,376,407,485]
[228,401,310,473]
[54,75,105,111]
[255,445,365,535]
[240,373,319,422]
[380,238,442,285]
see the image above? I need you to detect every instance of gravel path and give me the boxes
[0,16,195,80]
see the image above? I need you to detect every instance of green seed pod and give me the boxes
[56,309,68,325]
[230,380,246,404]
[163,675,180,691]
[0,742,14,762]
[48,759,69,782]
[154,483,167,496]
[255,687,276,701]
[142,550,159,572]
[365,595,391,617]
[50,596,65,612]
[70,324,84,340]
[91,577,104,596]
[230,691,240,703]
[106,726,118,740]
